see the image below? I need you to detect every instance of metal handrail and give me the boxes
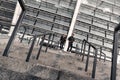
[99,51,106,62]
[26,32,54,62]
[99,47,106,62]
[110,23,120,80]
[81,40,106,62]
[81,39,98,78]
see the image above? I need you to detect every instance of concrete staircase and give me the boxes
[0,55,94,80]
[0,37,119,80]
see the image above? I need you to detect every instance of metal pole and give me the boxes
[26,35,36,62]
[101,52,106,62]
[92,49,97,78]
[85,45,91,72]
[56,71,62,80]
[104,53,106,62]
[110,31,119,80]
[50,33,55,48]
[99,47,102,61]
[45,33,52,52]
[81,40,85,54]
[28,38,31,44]
[20,27,26,43]
[0,25,2,33]
[82,42,86,61]
[36,35,45,60]
[2,11,26,56]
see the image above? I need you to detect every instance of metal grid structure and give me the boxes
[73,0,120,60]
[0,0,16,33]
[18,0,76,42]
[74,0,119,60]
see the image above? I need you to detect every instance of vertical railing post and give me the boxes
[50,33,55,48]
[28,37,32,44]
[85,45,91,72]
[99,47,102,61]
[45,33,52,52]
[0,25,2,33]
[92,48,97,78]
[20,27,26,43]
[36,35,46,60]
[104,53,106,62]
[2,4,26,56]
[82,42,86,61]
[81,40,84,54]
[111,28,119,80]
[26,35,36,62]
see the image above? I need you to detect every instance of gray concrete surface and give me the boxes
[0,37,119,80]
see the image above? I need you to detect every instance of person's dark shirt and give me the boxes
[68,36,75,43]
[60,35,66,43]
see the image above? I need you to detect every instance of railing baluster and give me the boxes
[36,35,46,60]
[85,45,91,72]
[45,33,52,52]
[81,40,85,55]
[82,41,86,61]
[104,54,106,62]
[50,33,55,48]
[99,47,102,61]
[92,48,97,78]
[28,37,32,44]
[26,35,36,62]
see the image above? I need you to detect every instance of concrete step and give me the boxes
[0,67,45,80]
[0,39,117,80]
[0,34,9,39]
[0,56,94,80]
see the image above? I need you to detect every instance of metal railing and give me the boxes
[99,51,106,62]
[2,0,26,56]
[110,23,120,80]
[20,27,26,43]
[26,32,55,62]
[99,47,106,62]
[80,39,98,78]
